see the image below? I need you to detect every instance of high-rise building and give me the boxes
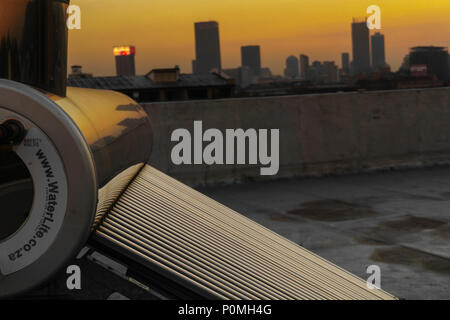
[194,21,222,74]
[341,53,350,74]
[308,61,338,83]
[371,32,386,70]
[113,45,136,76]
[241,45,261,77]
[323,61,338,83]
[409,46,449,83]
[351,19,371,75]
[284,56,299,78]
[299,54,309,80]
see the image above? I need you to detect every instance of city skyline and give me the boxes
[67,0,450,76]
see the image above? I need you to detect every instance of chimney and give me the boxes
[0,0,70,96]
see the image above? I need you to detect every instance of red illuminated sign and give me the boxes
[113,46,136,56]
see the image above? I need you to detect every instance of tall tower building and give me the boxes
[371,32,386,70]
[299,54,309,79]
[284,56,299,78]
[351,19,371,75]
[193,21,222,74]
[113,45,136,76]
[241,45,261,77]
[341,53,350,74]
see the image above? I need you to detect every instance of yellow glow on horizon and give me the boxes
[68,0,450,76]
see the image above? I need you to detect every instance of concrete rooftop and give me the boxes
[27,165,450,300]
[199,166,450,300]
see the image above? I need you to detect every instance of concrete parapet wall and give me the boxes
[143,87,450,186]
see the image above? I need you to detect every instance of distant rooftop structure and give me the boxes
[409,46,449,83]
[68,65,93,79]
[147,66,181,83]
[410,46,448,52]
[68,68,235,102]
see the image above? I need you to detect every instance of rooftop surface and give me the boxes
[27,166,450,300]
[199,166,450,300]
[67,73,230,90]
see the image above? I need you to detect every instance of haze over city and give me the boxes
[68,0,450,76]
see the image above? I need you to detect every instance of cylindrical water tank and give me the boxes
[0,80,153,298]
[0,0,153,297]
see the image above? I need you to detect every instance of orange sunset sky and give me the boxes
[68,0,450,76]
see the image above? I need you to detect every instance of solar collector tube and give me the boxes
[115,186,332,299]
[133,172,375,299]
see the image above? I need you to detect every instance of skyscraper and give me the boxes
[241,45,261,77]
[371,32,386,70]
[193,21,222,74]
[113,45,136,76]
[351,19,371,75]
[299,54,309,80]
[341,53,350,74]
[285,56,299,78]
